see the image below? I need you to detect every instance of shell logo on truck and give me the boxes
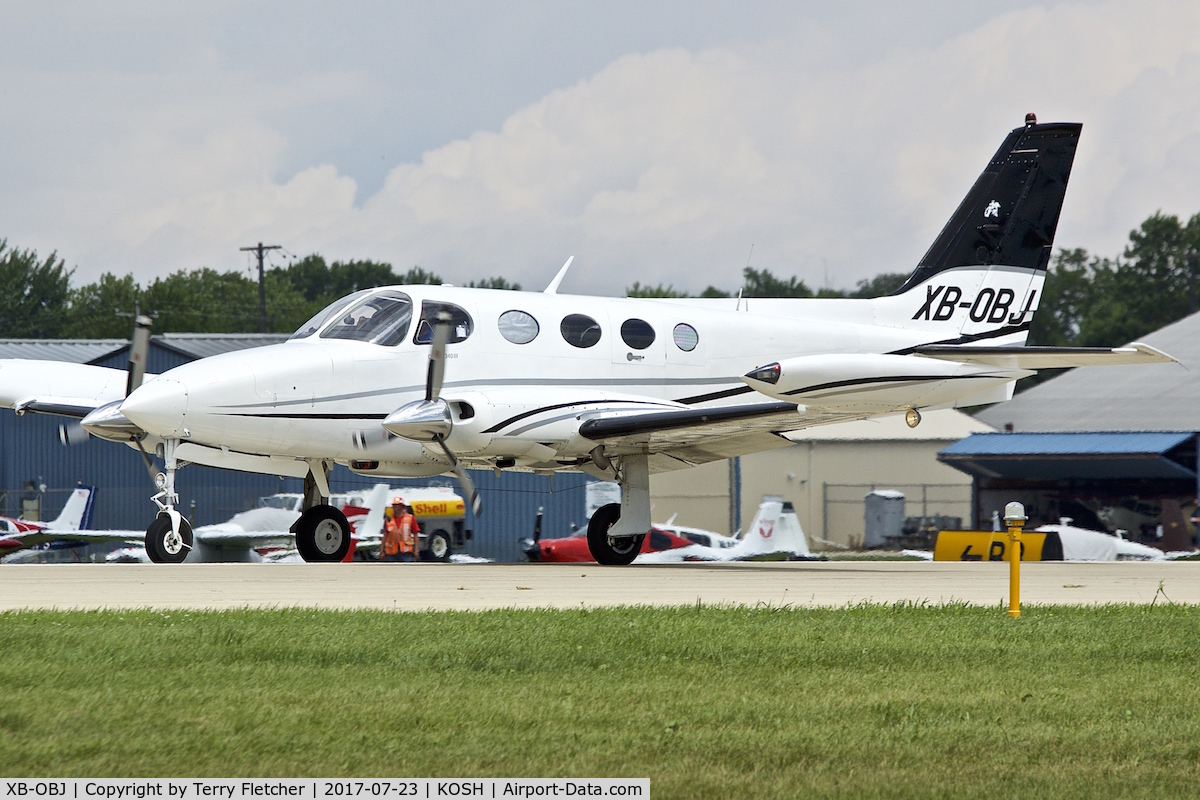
[404,497,466,518]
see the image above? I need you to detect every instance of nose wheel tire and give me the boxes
[586,502,645,565]
[294,505,352,563]
[145,514,193,564]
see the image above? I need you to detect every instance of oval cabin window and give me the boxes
[498,310,540,344]
[560,314,602,348]
[620,318,656,350]
[672,323,699,352]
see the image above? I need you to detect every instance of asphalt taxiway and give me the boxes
[1,560,1198,611]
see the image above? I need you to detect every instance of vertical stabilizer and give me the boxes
[47,483,95,531]
[360,483,391,543]
[896,119,1081,293]
[876,118,1081,344]
[729,500,810,559]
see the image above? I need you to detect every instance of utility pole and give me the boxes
[1189,251,1197,316]
[240,241,282,333]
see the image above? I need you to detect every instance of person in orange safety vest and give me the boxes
[382,501,420,562]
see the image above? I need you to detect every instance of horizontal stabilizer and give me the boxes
[913,343,1177,369]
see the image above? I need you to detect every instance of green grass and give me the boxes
[3,604,1200,798]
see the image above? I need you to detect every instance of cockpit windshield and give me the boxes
[289,289,373,341]
[319,290,414,346]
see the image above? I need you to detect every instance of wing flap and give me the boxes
[912,343,1177,369]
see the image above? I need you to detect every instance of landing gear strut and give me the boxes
[291,462,351,562]
[145,437,192,563]
[584,453,651,565]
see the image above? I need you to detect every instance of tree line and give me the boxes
[0,249,520,338]
[2,208,1198,344]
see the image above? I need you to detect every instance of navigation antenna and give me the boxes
[736,244,754,311]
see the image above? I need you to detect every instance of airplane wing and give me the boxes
[0,360,129,417]
[192,507,302,551]
[0,529,142,555]
[911,343,1176,369]
[578,401,857,470]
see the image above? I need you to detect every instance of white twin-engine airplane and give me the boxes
[0,117,1176,565]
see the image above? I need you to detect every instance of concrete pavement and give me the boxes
[1,560,1196,611]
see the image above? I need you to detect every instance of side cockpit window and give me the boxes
[319,290,414,346]
[289,289,373,340]
[413,301,474,345]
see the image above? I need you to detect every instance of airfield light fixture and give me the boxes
[1004,502,1026,524]
[1003,501,1027,618]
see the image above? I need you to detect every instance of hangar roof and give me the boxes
[0,339,127,364]
[975,310,1200,432]
[155,333,289,359]
[939,431,1198,481]
[0,334,289,364]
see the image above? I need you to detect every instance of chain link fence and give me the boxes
[823,482,972,548]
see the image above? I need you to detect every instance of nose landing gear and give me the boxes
[144,438,193,564]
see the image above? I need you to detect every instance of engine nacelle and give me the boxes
[742,353,1029,412]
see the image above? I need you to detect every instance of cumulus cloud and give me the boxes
[4,0,1200,296]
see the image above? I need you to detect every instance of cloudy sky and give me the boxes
[4,0,1200,296]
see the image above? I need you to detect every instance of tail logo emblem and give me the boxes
[759,521,774,539]
[984,200,1000,218]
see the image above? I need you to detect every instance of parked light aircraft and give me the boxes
[1034,519,1175,561]
[0,484,132,558]
[635,500,812,563]
[0,482,95,535]
[521,522,698,563]
[0,116,1177,565]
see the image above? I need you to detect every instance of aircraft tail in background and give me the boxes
[728,500,811,560]
[47,483,96,531]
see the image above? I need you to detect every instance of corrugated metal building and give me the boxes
[0,336,588,561]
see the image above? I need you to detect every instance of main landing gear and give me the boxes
[290,463,351,562]
[585,452,651,566]
[144,438,193,563]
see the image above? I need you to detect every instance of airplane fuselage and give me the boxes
[119,280,1029,478]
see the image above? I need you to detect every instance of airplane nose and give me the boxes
[121,378,188,437]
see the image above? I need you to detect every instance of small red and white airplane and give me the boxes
[0,483,127,557]
[0,116,1176,565]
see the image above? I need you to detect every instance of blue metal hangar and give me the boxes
[0,334,587,562]
[939,312,1200,549]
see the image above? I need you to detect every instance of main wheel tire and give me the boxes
[144,522,164,563]
[294,505,352,563]
[586,502,644,565]
[423,529,452,562]
[145,514,193,564]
